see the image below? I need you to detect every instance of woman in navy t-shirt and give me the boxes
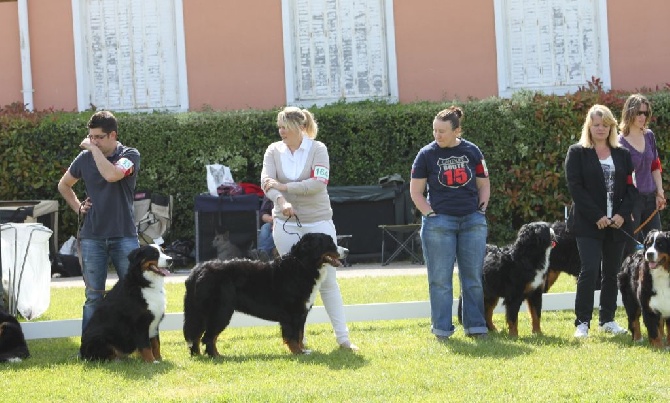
[410,106,490,340]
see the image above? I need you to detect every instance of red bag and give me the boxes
[239,182,265,197]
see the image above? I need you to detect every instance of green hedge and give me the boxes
[2,83,670,245]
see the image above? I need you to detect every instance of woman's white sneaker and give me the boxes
[574,323,589,338]
[599,321,627,334]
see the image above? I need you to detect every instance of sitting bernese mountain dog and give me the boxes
[473,222,556,337]
[0,309,30,363]
[183,232,346,357]
[618,230,670,348]
[79,244,171,363]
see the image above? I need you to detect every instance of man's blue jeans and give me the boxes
[79,237,139,332]
[258,222,275,253]
[421,212,488,337]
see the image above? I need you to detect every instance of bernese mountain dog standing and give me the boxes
[618,230,670,348]
[464,222,556,337]
[0,309,30,363]
[546,220,605,292]
[545,220,581,291]
[183,232,346,357]
[80,244,171,363]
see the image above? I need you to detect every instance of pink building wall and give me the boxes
[394,0,499,102]
[0,1,23,105]
[182,1,286,111]
[0,1,668,111]
[607,2,670,91]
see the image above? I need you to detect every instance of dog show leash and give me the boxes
[615,208,661,251]
[281,214,303,241]
[633,208,659,236]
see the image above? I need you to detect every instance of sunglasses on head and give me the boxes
[637,110,650,117]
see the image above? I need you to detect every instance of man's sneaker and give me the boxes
[574,322,589,338]
[599,321,628,334]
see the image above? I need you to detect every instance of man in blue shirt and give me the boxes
[57,111,140,333]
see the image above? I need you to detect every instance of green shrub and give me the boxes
[2,82,669,245]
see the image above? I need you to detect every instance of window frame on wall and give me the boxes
[71,0,189,112]
[493,0,611,97]
[281,0,399,107]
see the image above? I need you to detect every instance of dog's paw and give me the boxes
[302,349,312,355]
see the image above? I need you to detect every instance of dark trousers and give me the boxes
[625,192,661,255]
[574,230,625,327]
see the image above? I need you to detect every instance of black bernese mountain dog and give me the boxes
[79,244,171,363]
[548,220,628,292]
[618,230,670,348]
[183,232,346,357]
[0,309,30,363]
[478,222,556,337]
[545,220,581,292]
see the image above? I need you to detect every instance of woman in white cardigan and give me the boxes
[261,106,358,351]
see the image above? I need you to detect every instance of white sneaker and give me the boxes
[574,322,589,338]
[599,321,628,334]
[339,341,359,352]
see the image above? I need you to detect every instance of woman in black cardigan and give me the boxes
[565,104,638,338]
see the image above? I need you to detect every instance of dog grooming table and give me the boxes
[379,224,424,266]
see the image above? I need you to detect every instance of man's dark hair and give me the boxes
[87,111,118,134]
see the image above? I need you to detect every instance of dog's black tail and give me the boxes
[183,271,205,355]
[79,330,115,361]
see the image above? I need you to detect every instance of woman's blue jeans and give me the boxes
[421,212,488,337]
[258,222,275,253]
[79,237,139,332]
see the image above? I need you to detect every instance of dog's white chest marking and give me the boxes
[142,273,167,338]
[649,269,670,317]
[306,265,329,310]
[529,247,552,290]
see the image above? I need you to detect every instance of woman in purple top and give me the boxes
[618,94,666,250]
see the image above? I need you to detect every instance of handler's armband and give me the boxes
[116,157,135,177]
[651,158,662,172]
[312,165,329,184]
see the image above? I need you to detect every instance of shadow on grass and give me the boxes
[189,347,367,370]
[598,332,663,350]
[23,336,81,365]
[437,330,579,357]
[79,357,177,379]
[18,337,177,379]
[437,334,534,357]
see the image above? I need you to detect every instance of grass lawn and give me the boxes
[2,273,667,402]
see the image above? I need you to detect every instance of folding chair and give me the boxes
[133,191,173,245]
[379,224,423,266]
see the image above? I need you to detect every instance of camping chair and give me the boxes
[133,191,173,246]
